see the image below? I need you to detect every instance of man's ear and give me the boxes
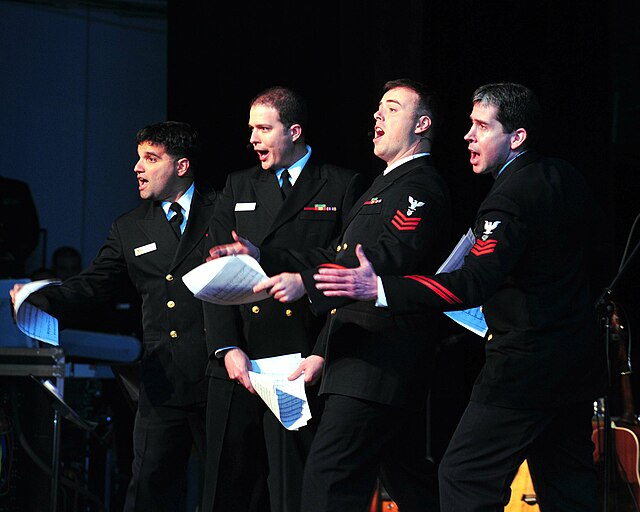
[290,124,303,143]
[511,128,527,150]
[176,157,190,176]
[415,115,432,136]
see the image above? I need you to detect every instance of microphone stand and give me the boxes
[596,227,640,512]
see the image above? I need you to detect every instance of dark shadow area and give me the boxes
[167,0,637,408]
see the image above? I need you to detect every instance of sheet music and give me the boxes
[249,353,312,431]
[437,228,488,338]
[182,255,270,305]
[13,279,62,345]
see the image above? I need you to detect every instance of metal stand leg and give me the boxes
[50,376,64,512]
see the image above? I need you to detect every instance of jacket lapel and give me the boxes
[171,189,215,269]
[137,202,180,264]
[267,157,327,236]
[343,156,433,228]
[252,169,283,225]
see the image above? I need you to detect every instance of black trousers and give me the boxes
[301,394,439,512]
[123,397,206,512]
[439,399,598,512]
[202,377,323,512]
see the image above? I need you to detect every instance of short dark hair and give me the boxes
[136,121,201,171]
[383,78,440,138]
[472,83,541,147]
[250,86,308,131]
[52,245,81,264]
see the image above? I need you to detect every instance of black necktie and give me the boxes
[280,169,293,199]
[169,202,183,239]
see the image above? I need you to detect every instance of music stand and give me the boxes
[28,375,97,512]
[1,330,141,512]
[29,375,98,432]
[596,213,640,512]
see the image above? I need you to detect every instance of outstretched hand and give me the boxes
[207,230,259,261]
[313,244,379,301]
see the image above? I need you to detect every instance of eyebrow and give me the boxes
[143,150,162,159]
[470,114,489,124]
[380,98,402,108]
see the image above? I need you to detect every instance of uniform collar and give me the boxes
[275,145,312,185]
[383,152,430,176]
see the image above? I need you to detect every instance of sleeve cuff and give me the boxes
[214,346,238,358]
[375,276,388,308]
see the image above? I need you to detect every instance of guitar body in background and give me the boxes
[592,421,640,507]
[505,460,540,512]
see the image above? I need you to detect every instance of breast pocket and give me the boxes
[299,210,338,221]
[360,203,383,215]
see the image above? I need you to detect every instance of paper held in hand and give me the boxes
[437,228,488,338]
[13,279,62,345]
[249,353,312,431]
[182,254,271,305]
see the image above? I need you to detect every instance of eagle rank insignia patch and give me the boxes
[471,220,501,256]
[392,196,425,231]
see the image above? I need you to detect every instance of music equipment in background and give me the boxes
[592,301,640,509]
[369,480,399,511]
[0,329,141,512]
[505,460,539,512]
[368,462,541,511]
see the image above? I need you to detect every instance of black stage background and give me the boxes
[167,0,638,407]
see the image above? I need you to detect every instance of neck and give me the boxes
[169,180,194,202]
[283,144,308,169]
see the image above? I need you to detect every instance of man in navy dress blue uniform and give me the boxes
[12,121,216,511]
[310,83,605,512]
[212,79,453,512]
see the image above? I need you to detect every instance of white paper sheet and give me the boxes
[437,228,488,338]
[249,353,312,431]
[182,255,271,305]
[13,279,62,345]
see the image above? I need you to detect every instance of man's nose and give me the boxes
[464,127,475,142]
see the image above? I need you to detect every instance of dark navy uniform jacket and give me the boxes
[29,188,217,407]
[205,154,364,375]
[260,155,452,410]
[382,151,605,408]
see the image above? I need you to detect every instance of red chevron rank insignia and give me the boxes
[392,210,422,231]
[470,238,498,256]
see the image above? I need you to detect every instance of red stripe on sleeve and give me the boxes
[405,275,462,304]
[318,263,347,269]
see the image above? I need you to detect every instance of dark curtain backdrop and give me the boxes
[167,0,639,417]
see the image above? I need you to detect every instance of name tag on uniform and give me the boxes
[235,202,256,211]
[134,242,157,257]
